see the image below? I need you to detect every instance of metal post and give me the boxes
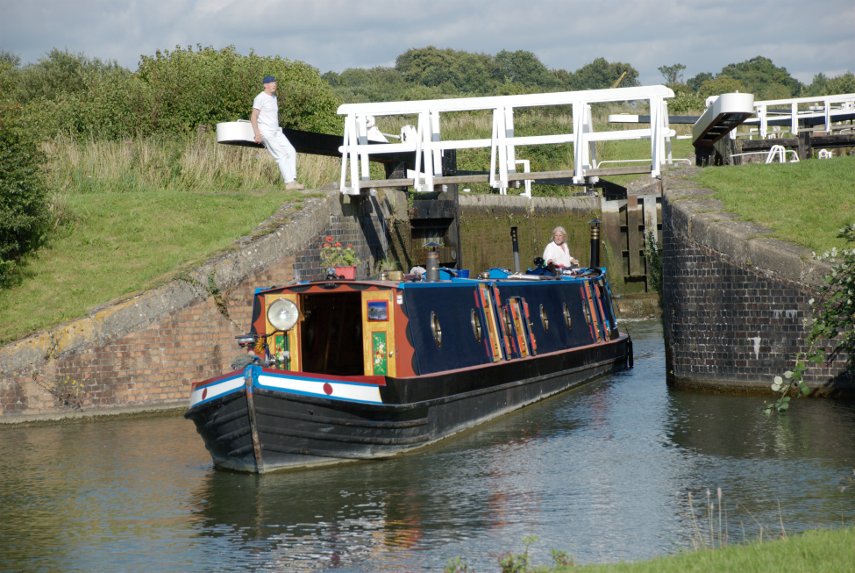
[589,218,601,269]
[510,226,520,273]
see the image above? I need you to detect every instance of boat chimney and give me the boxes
[425,241,440,282]
[589,218,601,269]
[510,226,521,273]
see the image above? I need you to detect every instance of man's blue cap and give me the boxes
[263,75,276,84]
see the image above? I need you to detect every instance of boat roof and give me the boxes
[254,267,606,295]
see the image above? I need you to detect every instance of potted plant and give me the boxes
[319,235,360,279]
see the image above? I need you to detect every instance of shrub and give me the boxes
[0,104,50,287]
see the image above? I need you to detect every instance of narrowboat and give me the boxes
[185,252,633,473]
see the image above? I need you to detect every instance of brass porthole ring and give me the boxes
[431,311,443,347]
[470,308,482,341]
[540,304,549,331]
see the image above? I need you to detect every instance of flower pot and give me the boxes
[335,265,356,280]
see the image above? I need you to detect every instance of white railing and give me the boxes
[337,85,675,195]
[743,93,855,139]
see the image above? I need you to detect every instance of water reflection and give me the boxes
[2,320,854,572]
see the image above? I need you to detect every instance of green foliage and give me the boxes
[0,105,50,287]
[719,56,801,99]
[766,224,855,414]
[667,83,705,113]
[499,535,538,573]
[658,63,686,85]
[686,72,713,93]
[644,232,662,298]
[495,50,555,88]
[566,57,640,90]
[13,49,125,104]
[327,48,640,102]
[9,45,341,139]
[809,225,855,366]
[0,52,20,104]
[698,76,746,98]
[804,71,855,97]
[135,45,341,135]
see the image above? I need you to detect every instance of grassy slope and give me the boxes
[566,526,855,573]
[0,136,340,344]
[694,155,855,254]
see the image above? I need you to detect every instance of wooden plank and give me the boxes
[626,196,644,279]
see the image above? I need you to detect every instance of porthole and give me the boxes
[470,309,482,342]
[431,311,443,347]
[540,304,549,331]
[563,302,573,330]
[503,307,514,333]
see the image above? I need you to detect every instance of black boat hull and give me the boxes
[185,334,630,473]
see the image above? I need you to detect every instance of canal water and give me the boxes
[2,320,854,572]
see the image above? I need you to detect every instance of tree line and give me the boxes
[325,48,854,112]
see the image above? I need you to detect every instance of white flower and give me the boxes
[771,376,783,392]
[784,371,793,379]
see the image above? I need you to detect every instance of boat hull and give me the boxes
[185,334,630,473]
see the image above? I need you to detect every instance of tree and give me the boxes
[804,71,855,96]
[687,72,713,93]
[395,46,496,95]
[698,76,746,99]
[658,63,686,85]
[719,56,801,99]
[570,58,639,90]
[15,49,124,104]
[0,52,20,103]
[494,50,554,89]
[668,83,705,113]
[0,105,50,287]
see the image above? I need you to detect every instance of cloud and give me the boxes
[1,0,852,86]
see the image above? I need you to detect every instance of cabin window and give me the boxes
[430,311,443,347]
[300,292,363,375]
[563,302,573,330]
[470,308,482,341]
[539,304,549,331]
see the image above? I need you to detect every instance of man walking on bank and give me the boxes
[251,75,304,190]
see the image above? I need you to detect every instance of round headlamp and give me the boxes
[267,298,299,331]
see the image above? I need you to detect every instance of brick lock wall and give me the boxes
[661,171,851,395]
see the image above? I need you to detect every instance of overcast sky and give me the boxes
[2,0,853,87]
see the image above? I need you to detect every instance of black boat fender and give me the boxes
[626,336,634,369]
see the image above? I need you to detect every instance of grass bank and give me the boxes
[694,155,855,254]
[447,526,854,572]
[0,134,340,344]
[568,526,855,573]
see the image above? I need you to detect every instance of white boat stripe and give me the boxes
[257,374,383,404]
